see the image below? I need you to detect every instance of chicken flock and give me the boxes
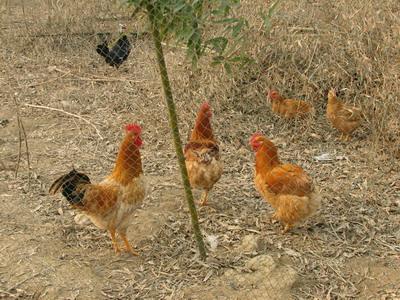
[51,24,362,253]
[50,87,362,255]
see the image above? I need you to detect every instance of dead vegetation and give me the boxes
[0,0,399,299]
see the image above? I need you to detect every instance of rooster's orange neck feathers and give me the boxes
[110,133,143,184]
[190,104,214,141]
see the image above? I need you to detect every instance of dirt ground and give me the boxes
[1,0,399,299]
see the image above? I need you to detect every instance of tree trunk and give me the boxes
[146,4,207,260]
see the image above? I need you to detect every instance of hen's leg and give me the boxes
[109,228,120,254]
[119,230,139,256]
[282,223,293,234]
[270,212,279,224]
[339,133,351,142]
[199,191,209,206]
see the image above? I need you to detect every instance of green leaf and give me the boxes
[230,18,247,37]
[173,3,187,13]
[260,0,282,32]
[211,55,225,66]
[214,17,241,24]
[223,62,232,74]
[206,37,229,54]
[230,55,255,67]
[125,0,255,68]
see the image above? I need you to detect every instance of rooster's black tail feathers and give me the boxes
[49,169,91,206]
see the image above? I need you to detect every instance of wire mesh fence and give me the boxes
[1,0,400,299]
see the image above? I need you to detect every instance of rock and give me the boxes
[238,234,260,253]
[184,255,297,300]
[0,118,9,127]
[246,254,275,271]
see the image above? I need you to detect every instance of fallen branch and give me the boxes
[27,70,71,88]
[24,103,103,139]
[52,67,145,84]
[15,31,149,39]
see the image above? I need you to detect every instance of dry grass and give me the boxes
[0,0,399,299]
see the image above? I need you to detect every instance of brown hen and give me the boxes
[249,133,320,233]
[268,89,314,119]
[184,102,223,206]
[326,89,361,141]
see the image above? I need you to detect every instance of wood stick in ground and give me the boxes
[13,96,31,188]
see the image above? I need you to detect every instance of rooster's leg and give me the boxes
[119,231,139,256]
[109,228,121,254]
[199,191,209,206]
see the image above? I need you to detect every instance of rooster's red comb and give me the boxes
[125,123,142,134]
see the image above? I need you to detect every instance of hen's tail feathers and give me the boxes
[49,169,91,206]
[113,35,131,50]
[96,42,109,58]
[275,191,321,225]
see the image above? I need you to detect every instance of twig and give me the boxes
[1,221,56,228]
[20,119,30,187]
[15,30,148,39]
[304,42,318,74]
[20,0,29,34]
[24,103,104,140]
[13,96,31,188]
[9,272,41,291]
[52,67,145,84]
[130,3,142,19]
[15,108,22,177]
[27,70,71,88]
[326,263,356,289]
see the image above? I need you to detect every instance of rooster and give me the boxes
[96,24,131,68]
[326,89,362,141]
[184,102,223,206]
[49,124,145,255]
[267,89,314,119]
[249,133,320,233]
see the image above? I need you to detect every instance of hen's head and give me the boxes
[267,89,282,102]
[191,101,214,140]
[249,132,277,153]
[327,88,336,101]
[249,132,264,151]
[125,123,143,147]
[200,102,212,118]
